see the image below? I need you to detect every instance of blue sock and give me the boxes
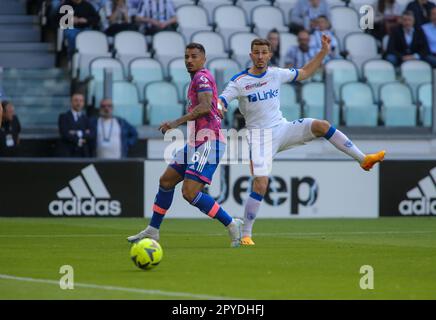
[191,192,233,226]
[149,186,174,229]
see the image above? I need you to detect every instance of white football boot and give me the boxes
[227,218,243,248]
[127,227,159,243]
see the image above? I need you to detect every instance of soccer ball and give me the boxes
[130,238,163,270]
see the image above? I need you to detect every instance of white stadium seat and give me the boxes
[325,59,359,100]
[344,32,380,72]
[207,58,241,84]
[191,31,228,61]
[114,31,151,72]
[400,60,432,102]
[213,5,251,50]
[229,32,259,68]
[176,5,212,42]
[362,59,396,102]
[279,32,297,67]
[330,6,362,50]
[251,5,288,39]
[236,0,272,24]
[198,0,233,22]
[72,30,110,80]
[129,58,164,101]
[168,57,191,101]
[87,57,125,106]
[274,0,298,24]
[112,81,143,126]
[380,82,417,127]
[152,31,186,75]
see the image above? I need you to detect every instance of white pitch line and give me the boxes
[0,274,242,300]
[0,230,434,238]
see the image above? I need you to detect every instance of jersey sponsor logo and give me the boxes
[48,164,122,216]
[247,89,279,102]
[245,81,267,90]
[398,167,436,215]
[198,83,211,89]
[200,75,209,83]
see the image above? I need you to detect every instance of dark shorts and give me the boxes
[169,140,226,185]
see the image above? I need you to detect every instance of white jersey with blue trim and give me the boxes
[219,67,299,129]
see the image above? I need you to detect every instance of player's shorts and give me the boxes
[169,139,226,185]
[247,118,316,176]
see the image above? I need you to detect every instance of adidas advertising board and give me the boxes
[144,160,378,218]
[380,161,436,216]
[0,160,143,217]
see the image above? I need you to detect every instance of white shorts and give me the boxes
[247,118,316,176]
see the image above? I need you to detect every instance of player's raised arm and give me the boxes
[159,91,213,134]
[296,33,331,81]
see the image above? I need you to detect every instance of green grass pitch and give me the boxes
[0,217,435,299]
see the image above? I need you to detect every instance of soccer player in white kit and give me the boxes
[218,35,386,246]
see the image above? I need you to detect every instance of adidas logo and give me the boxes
[49,164,121,216]
[399,167,436,215]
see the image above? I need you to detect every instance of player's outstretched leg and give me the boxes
[127,167,183,243]
[312,120,386,171]
[241,176,268,246]
[182,179,243,247]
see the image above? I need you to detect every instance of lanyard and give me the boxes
[100,118,114,142]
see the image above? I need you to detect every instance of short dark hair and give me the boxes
[403,10,415,18]
[186,42,206,55]
[251,38,271,51]
[1,100,11,109]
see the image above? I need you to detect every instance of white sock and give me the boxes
[145,225,159,234]
[242,192,263,237]
[324,127,365,163]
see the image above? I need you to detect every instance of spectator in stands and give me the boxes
[59,0,100,58]
[284,30,316,69]
[290,0,330,33]
[58,93,94,157]
[0,101,21,157]
[405,0,436,27]
[88,0,109,12]
[90,99,138,159]
[103,0,136,36]
[310,15,340,63]
[267,29,281,67]
[385,11,434,67]
[372,0,402,40]
[422,7,436,63]
[135,0,178,35]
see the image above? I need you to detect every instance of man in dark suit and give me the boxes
[58,93,94,157]
[385,11,432,66]
[405,0,436,27]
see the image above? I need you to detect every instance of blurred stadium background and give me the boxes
[0,0,435,300]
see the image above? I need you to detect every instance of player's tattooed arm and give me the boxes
[159,91,213,134]
[296,33,331,81]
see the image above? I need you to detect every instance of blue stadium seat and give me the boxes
[207,58,241,83]
[341,82,378,126]
[129,58,164,101]
[88,57,125,106]
[362,59,396,102]
[168,57,191,101]
[400,60,432,102]
[301,82,340,126]
[325,59,359,101]
[112,81,143,126]
[144,81,184,125]
[280,84,300,121]
[380,82,417,127]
